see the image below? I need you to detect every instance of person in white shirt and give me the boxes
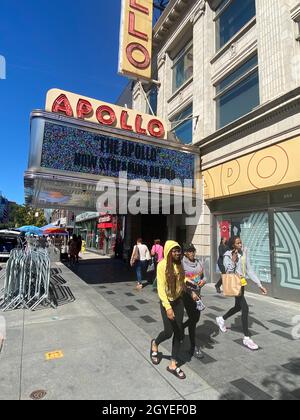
[130,238,151,290]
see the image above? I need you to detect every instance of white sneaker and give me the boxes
[243,337,259,351]
[216,317,227,333]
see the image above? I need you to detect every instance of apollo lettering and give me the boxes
[205,144,290,199]
[126,0,151,71]
[51,93,165,139]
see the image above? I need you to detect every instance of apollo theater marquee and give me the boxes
[24,0,198,212]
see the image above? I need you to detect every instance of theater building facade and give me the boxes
[127,0,300,302]
[25,88,199,260]
[25,0,300,302]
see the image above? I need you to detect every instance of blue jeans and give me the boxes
[136,260,148,284]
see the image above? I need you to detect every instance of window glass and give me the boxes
[172,46,193,92]
[216,69,259,128]
[146,86,157,115]
[172,105,193,144]
[216,0,256,50]
[216,212,271,284]
[217,55,258,94]
[274,211,300,291]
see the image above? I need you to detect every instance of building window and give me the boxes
[216,212,272,284]
[216,54,259,129]
[297,21,300,40]
[146,85,158,115]
[171,105,193,144]
[172,43,193,93]
[291,4,300,40]
[216,0,256,50]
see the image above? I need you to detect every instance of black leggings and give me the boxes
[182,292,200,348]
[223,287,250,337]
[216,263,225,288]
[155,297,184,362]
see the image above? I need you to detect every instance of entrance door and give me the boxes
[272,209,300,302]
[141,215,168,248]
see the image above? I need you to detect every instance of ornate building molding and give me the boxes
[191,0,206,25]
[158,53,167,70]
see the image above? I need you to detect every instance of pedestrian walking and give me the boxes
[68,234,78,265]
[216,236,267,350]
[182,244,206,359]
[215,237,228,293]
[76,235,82,263]
[150,241,186,380]
[151,239,164,291]
[130,238,151,290]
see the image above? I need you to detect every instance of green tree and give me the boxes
[11,205,47,228]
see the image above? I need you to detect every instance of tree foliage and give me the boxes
[14,205,47,227]
[0,204,47,229]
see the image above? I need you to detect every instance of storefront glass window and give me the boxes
[216,55,259,129]
[216,0,256,50]
[216,212,271,283]
[274,211,300,291]
[172,44,193,93]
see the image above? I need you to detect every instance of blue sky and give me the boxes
[0,0,129,204]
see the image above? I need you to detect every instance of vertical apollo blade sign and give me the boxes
[119,0,153,81]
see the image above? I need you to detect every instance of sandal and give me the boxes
[150,340,160,365]
[167,366,186,380]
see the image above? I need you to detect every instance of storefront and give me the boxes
[204,136,300,302]
[75,212,125,256]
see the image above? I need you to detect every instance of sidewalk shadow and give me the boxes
[196,320,220,348]
[229,316,269,334]
[249,316,270,331]
[64,259,135,286]
[177,320,220,363]
[261,357,300,400]
[219,358,300,400]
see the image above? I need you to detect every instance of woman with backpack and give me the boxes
[215,237,228,294]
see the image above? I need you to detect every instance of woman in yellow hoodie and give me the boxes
[150,241,186,380]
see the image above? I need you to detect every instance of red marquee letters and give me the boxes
[126,0,151,71]
[51,94,165,139]
[52,94,73,117]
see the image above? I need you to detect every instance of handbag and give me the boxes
[222,273,242,297]
[152,245,159,264]
[147,257,155,273]
[130,245,140,267]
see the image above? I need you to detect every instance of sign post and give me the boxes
[119,0,153,81]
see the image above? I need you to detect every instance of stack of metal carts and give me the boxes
[0,238,53,311]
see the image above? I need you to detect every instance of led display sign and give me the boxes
[40,122,195,186]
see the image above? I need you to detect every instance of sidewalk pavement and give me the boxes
[0,254,300,400]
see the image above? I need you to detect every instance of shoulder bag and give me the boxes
[222,273,242,297]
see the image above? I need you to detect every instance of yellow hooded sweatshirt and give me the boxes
[157,240,185,311]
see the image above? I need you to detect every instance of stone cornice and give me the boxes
[190,0,206,25]
[153,0,197,48]
[291,2,300,21]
